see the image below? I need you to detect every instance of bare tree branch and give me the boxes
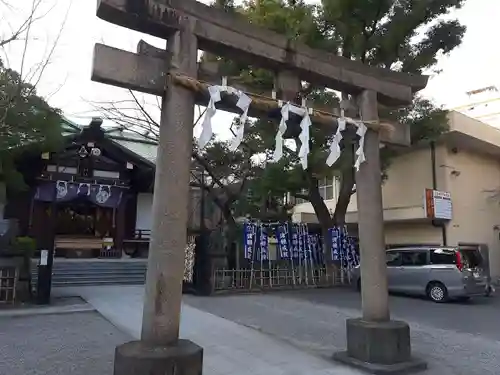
[0,0,72,126]
[0,0,43,48]
[92,89,253,228]
[26,0,73,97]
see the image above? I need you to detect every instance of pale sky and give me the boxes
[2,0,500,136]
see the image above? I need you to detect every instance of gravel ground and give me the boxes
[0,311,130,375]
[184,291,500,375]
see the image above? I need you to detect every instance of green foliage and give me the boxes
[12,236,36,257]
[206,0,465,225]
[0,59,62,191]
[380,97,450,174]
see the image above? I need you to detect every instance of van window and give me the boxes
[430,249,456,265]
[386,251,402,266]
[401,251,428,266]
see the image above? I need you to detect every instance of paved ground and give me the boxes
[184,289,500,375]
[6,286,496,375]
[0,311,130,375]
[55,286,364,375]
[281,288,500,340]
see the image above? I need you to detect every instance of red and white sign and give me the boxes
[424,189,453,220]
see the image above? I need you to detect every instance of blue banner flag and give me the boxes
[291,228,299,259]
[259,226,269,261]
[243,223,255,260]
[276,225,290,259]
[329,227,340,262]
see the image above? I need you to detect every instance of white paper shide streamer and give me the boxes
[229,92,252,151]
[196,82,368,172]
[272,103,291,162]
[326,117,346,167]
[197,83,252,151]
[298,109,311,169]
[272,103,312,169]
[198,86,220,150]
[325,116,368,171]
[354,121,367,171]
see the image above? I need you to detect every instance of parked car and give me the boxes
[352,246,491,302]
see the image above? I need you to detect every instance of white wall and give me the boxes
[135,193,153,234]
[443,147,500,278]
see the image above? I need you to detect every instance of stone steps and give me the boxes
[31,259,147,288]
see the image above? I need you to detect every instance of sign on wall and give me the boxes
[424,189,453,220]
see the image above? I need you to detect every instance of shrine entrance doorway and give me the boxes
[54,197,115,258]
[31,181,126,259]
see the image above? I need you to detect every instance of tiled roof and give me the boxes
[62,117,159,165]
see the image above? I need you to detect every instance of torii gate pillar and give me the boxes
[92,1,430,373]
[113,25,204,375]
[333,90,427,373]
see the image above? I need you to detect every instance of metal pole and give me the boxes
[199,170,206,232]
[37,152,58,305]
[259,223,263,288]
[267,224,272,288]
[287,222,296,286]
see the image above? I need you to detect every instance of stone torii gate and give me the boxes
[92,1,428,374]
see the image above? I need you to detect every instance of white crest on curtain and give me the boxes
[56,180,68,199]
[77,183,91,196]
[96,185,112,204]
[197,84,252,151]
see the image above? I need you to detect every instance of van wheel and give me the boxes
[427,282,448,303]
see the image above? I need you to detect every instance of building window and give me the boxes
[331,177,354,203]
[291,177,336,204]
[318,177,334,201]
[333,176,340,202]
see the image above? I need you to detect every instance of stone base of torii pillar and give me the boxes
[113,340,203,375]
[333,319,427,374]
[332,91,427,374]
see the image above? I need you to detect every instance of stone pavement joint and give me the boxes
[0,296,94,318]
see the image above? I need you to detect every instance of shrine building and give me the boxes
[4,118,209,259]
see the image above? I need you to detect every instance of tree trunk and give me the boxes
[332,142,356,226]
[306,173,335,261]
[220,201,239,268]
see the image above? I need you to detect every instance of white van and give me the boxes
[352,246,492,303]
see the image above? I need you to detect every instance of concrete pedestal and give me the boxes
[113,339,203,375]
[333,318,427,374]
